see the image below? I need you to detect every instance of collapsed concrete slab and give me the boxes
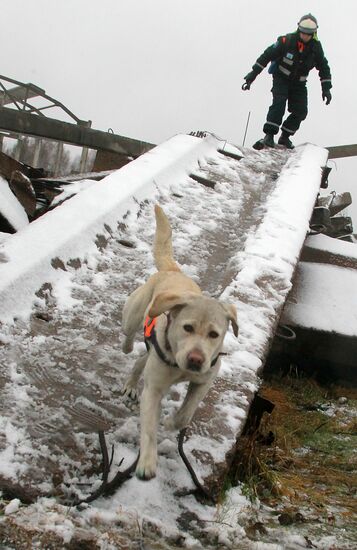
[277,233,357,383]
[0,134,222,321]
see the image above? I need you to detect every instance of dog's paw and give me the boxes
[135,456,157,481]
[122,337,133,355]
[121,381,139,401]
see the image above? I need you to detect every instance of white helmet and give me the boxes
[298,13,318,35]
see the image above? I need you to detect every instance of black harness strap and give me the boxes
[146,326,179,368]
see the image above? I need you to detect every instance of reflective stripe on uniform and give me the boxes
[266,121,280,129]
[283,56,293,65]
[281,125,294,134]
[278,65,291,76]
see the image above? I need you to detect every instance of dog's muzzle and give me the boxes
[187,349,205,372]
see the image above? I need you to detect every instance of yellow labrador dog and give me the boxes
[122,205,238,480]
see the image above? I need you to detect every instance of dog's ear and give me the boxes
[148,292,195,318]
[221,303,239,337]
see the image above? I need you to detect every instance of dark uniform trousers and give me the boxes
[263,74,308,136]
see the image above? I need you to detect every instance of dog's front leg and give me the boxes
[164,379,212,432]
[136,360,173,480]
[136,382,163,480]
[122,352,148,401]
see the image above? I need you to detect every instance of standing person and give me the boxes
[242,14,332,150]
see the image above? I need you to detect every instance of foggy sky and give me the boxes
[1,0,356,220]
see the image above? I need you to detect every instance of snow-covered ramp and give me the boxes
[0,134,328,547]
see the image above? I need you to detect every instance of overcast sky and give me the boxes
[1,0,357,222]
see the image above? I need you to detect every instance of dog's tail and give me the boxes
[154,205,180,272]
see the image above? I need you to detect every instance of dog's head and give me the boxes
[148,292,238,374]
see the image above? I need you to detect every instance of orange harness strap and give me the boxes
[144,316,157,338]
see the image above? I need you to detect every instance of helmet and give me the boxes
[298,13,318,35]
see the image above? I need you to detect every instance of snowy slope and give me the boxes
[0,135,328,548]
[0,134,220,322]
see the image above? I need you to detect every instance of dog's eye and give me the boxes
[208,330,219,339]
[183,324,194,333]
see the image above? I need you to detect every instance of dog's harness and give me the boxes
[143,315,221,369]
[144,315,179,368]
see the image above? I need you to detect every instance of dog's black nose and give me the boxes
[187,350,204,371]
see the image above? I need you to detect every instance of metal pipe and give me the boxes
[242,111,251,147]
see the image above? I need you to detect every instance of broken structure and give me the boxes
[0,76,356,546]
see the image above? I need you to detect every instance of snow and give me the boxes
[0,134,339,548]
[4,498,21,515]
[50,178,97,206]
[222,144,328,361]
[0,175,29,231]
[282,261,357,335]
[282,233,357,335]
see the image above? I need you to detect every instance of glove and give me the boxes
[242,71,257,91]
[322,89,332,105]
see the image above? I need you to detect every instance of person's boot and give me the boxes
[253,133,275,150]
[263,133,275,148]
[278,132,294,149]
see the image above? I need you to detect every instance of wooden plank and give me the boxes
[327,144,357,159]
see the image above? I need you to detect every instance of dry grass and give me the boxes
[229,375,357,522]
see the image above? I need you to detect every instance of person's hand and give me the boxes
[322,89,332,105]
[242,71,256,91]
